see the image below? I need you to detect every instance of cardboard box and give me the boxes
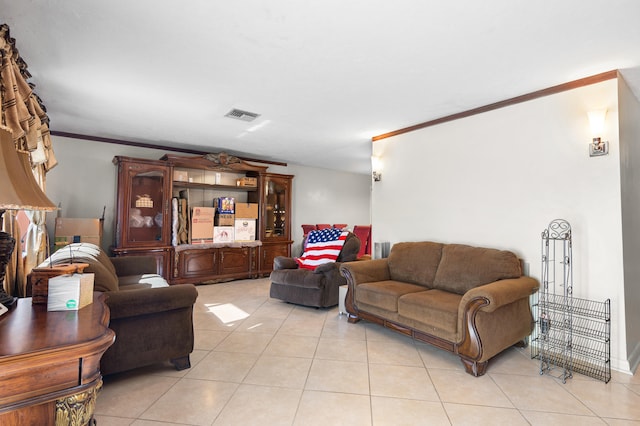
[214,226,234,243]
[236,177,257,187]
[214,197,235,214]
[191,207,215,243]
[215,213,235,226]
[235,203,259,219]
[30,263,90,305]
[234,219,256,241]
[173,169,189,182]
[54,218,102,252]
[47,273,94,311]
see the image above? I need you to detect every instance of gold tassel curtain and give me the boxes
[0,23,57,170]
[0,23,56,296]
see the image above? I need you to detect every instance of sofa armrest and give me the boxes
[110,256,158,277]
[105,284,198,320]
[459,276,539,313]
[273,256,298,270]
[339,258,390,286]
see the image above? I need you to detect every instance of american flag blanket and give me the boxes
[296,228,349,270]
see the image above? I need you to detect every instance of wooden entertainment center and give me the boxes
[112,153,293,284]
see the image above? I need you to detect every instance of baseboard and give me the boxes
[620,341,640,375]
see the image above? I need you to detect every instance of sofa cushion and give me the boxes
[118,274,169,289]
[337,232,361,262]
[432,244,522,295]
[387,241,444,287]
[398,289,462,336]
[356,280,426,312]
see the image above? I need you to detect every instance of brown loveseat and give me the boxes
[36,243,198,375]
[340,241,539,376]
[270,232,360,307]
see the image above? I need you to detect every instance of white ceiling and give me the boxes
[3,1,640,174]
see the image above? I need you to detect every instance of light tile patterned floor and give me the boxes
[95,278,640,425]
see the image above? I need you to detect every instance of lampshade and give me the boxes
[0,126,56,211]
[372,155,383,181]
[587,109,607,137]
[371,155,383,173]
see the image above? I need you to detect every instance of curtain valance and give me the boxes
[0,23,56,171]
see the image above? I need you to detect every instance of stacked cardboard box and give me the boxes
[191,207,215,244]
[234,203,258,241]
[214,197,235,240]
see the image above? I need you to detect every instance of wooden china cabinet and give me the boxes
[250,173,294,275]
[112,157,173,278]
[112,153,293,284]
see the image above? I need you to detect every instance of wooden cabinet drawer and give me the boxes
[175,249,217,280]
[219,247,250,275]
[260,243,291,275]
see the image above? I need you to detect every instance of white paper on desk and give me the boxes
[47,273,94,311]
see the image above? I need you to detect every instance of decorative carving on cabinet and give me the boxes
[161,153,267,173]
[203,152,242,166]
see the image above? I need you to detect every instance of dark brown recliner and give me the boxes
[269,232,360,307]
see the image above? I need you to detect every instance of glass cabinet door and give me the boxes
[128,170,165,244]
[115,159,171,248]
[263,175,291,240]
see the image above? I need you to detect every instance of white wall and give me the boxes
[44,138,371,255]
[619,76,640,371]
[372,79,631,372]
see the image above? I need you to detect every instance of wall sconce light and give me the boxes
[587,109,609,157]
[372,156,383,181]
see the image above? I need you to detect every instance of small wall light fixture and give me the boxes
[587,109,609,157]
[372,155,383,181]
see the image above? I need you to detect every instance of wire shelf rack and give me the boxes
[531,219,611,384]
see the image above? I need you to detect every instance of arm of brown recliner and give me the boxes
[313,262,345,283]
[339,258,390,286]
[110,256,159,277]
[273,256,298,270]
[105,284,198,320]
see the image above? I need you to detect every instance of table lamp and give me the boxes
[0,126,57,307]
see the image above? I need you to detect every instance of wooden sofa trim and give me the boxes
[343,269,498,377]
[457,296,490,376]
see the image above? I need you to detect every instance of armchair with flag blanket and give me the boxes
[269,228,361,307]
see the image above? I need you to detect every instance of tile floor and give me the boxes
[95,278,640,425]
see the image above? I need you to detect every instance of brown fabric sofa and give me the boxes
[37,243,198,375]
[269,232,360,307]
[340,241,539,376]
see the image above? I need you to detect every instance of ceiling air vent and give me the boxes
[224,109,261,122]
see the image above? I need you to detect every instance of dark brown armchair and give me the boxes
[33,243,197,375]
[269,232,360,307]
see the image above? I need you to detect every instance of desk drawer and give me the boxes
[0,358,79,407]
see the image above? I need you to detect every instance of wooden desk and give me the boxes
[0,293,115,425]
